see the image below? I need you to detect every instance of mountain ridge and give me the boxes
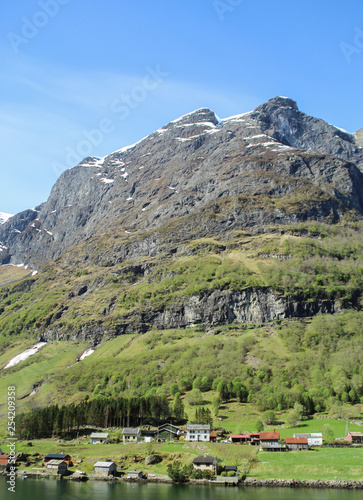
[0,96,362,272]
[0,99,362,411]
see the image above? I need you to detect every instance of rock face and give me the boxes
[39,288,339,342]
[355,128,363,148]
[0,97,362,270]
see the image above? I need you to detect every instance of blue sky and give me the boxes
[1,0,362,214]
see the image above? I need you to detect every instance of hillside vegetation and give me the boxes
[0,222,362,435]
[0,222,362,344]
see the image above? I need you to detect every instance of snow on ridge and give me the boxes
[78,156,105,168]
[100,178,114,184]
[170,108,217,124]
[330,124,352,135]
[221,111,253,123]
[4,342,47,369]
[175,122,216,129]
[111,134,149,156]
[248,134,275,140]
[155,128,168,135]
[0,212,13,224]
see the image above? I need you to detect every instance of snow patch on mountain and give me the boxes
[0,212,13,224]
[4,342,47,369]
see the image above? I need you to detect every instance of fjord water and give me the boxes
[1,478,362,500]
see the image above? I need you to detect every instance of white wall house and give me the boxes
[186,424,210,442]
[294,432,323,446]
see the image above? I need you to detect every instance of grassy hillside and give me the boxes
[0,222,362,344]
[0,222,362,439]
[0,314,362,438]
[0,265,32,287]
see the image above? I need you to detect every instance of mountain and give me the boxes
[0,96,362,271]
[0,97,362,414]
[0,212,13,225]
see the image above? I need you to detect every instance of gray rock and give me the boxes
[0,97,362,271]
[145,455,162,465]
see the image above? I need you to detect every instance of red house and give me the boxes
[286,437,309,450]
[209,433,217,443]
[259,432,280,446]
[249,433,260,445]
[229,434,250,443]
[0,454,10,470]
[346,432,363,443]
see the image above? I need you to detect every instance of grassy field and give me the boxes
[9,437,363,480]
[253,448,363,480]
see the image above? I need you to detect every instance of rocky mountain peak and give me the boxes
[0,97,362,271]
[254,96,299,113]
[355,128,363,147]
[168,107,220,127]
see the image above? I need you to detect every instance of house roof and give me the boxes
[224,465,238,471]
[90,432,110,439]
[286,437,308,444]
[259,432,280,440]
[158,423,182,431]
[127,470,142,474]
[229,434,249,438]
[348,432,363,437]
[94,461,115,468]
[193,455,217,465]
[210,433,218,437]
[186,424,210,431]
[294,433,322,438]
[45,453,70,459]
[0,454,9,465]
[47,459,67,466]
[141,430,157,435]
[122,427,141,435]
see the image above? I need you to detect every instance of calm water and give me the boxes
[1,477,362,500]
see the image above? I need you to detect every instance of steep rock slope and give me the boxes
[0,97,362,271]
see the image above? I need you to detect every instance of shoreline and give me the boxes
[6,471,363,489]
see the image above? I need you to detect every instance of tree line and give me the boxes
[16,394,185,439]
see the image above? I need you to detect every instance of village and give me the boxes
[1,425,362,485]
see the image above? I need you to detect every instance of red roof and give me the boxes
[0,454,9,465]
[259,432,280,440]
[209,433,217,437]
[286,437,308,444]
[229,435,250,438]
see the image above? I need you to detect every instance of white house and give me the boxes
[294,432,322,446]
[186,424,210,442]
[90,432,110,444]
[122,427,141,443]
